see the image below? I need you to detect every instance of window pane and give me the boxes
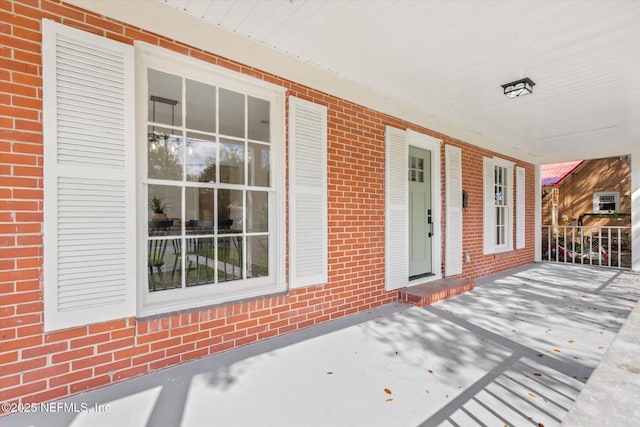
[185,187,214,229]
[186,132,216,183]
[148,237,181,292]
[247,236,268,278]
[247,191,268,232]
[219,88,244,138]
[218,236,242,282]
[148,69,182,127]
[248,143,270,187]
[218,189,243,231]
[248,96,270,142]
[148,184,181,230]
[186,79,216,133]
[183,237,216,287]
[220,139,245,184]
[148,126,184,181]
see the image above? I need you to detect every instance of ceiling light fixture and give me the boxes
[501,77,535,99]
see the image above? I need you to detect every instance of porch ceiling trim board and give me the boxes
[67,0,535,164]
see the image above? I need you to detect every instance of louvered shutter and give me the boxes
[445,145,463,276]
[43,20,135,331]
[516,166,526,249]
[385,126,409,290]
[289,97,327,288]
[483,157,495,255]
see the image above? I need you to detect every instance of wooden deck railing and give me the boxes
[541,225,632,269]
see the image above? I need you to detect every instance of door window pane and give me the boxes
[185,187,215,228]
[218,236,242,282]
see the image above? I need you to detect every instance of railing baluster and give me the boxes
[540,224,630,270]
[607,228,611,267]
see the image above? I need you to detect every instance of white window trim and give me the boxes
[484,156,514,254]
[593,191,620,213]
[135,42,286,316]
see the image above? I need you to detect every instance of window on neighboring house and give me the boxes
[593,191,619,213]
[483,157,515,254]
[138,44,286,315]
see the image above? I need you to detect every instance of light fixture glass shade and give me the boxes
[501,77,535,98]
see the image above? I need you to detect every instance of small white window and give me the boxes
[483,157,514,254]
[136,43,286,316]
[593,191,619,213]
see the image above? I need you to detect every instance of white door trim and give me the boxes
[407,130,442,283]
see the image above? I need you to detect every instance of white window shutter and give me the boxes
[385,126,409,290]
[483,157,495,255]
[43,20,136,331]
[445,145,463,276]
[516,166,526,249]
[289,97,327,288]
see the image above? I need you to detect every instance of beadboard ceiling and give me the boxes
[157,0,640,163]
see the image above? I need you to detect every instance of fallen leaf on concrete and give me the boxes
[568,340,575,344]
[553,349,561,353]
[534,372,542,377]
[528,392,536,398]
[326,371,333,375]
[384,388,392,395]
[428,370,433,374]
[538,423,545,427]
[537,354,544,358]
[598,346,604,350]
[385,398,393,402]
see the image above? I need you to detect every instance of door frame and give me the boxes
[406,130,442,285]
[384,126,442,292]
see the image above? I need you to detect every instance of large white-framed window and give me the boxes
[593,191,620,213]
[483,157,514,254]
[136,43,286,316]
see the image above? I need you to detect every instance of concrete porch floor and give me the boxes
[4,263,639,427]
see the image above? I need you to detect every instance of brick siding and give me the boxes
[0,0,535,410]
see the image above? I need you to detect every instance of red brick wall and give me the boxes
[0,0,535,410]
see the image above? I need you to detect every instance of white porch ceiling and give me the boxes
[160,0,640,163]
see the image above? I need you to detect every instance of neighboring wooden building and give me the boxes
[541,156,632,227]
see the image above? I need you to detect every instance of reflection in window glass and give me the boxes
[185,187,214,228]
[218,236,243,282]
[247,191,268,232]
[218,189,243,231]
[183,237,216,287]
[219,88,244,138]
[220,139,244,185]
[248,96,270,142]
[186,79,216,133]
[248,143,270,187]
[148,126,184,181]
[148,69,182,127]
[247,236,268,278]
[186,132,216,183]
[147,184,181,234]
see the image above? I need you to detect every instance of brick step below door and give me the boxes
[398,278,474,307]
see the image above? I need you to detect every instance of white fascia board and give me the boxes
[68,0,535,164]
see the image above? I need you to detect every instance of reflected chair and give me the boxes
[148,239,168,291]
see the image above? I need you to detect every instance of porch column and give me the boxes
[632,149,640,272]
[534,164,542,262]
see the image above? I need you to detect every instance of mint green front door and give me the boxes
[409,146,432,279]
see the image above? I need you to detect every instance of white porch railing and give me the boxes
[541,225,632,269]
